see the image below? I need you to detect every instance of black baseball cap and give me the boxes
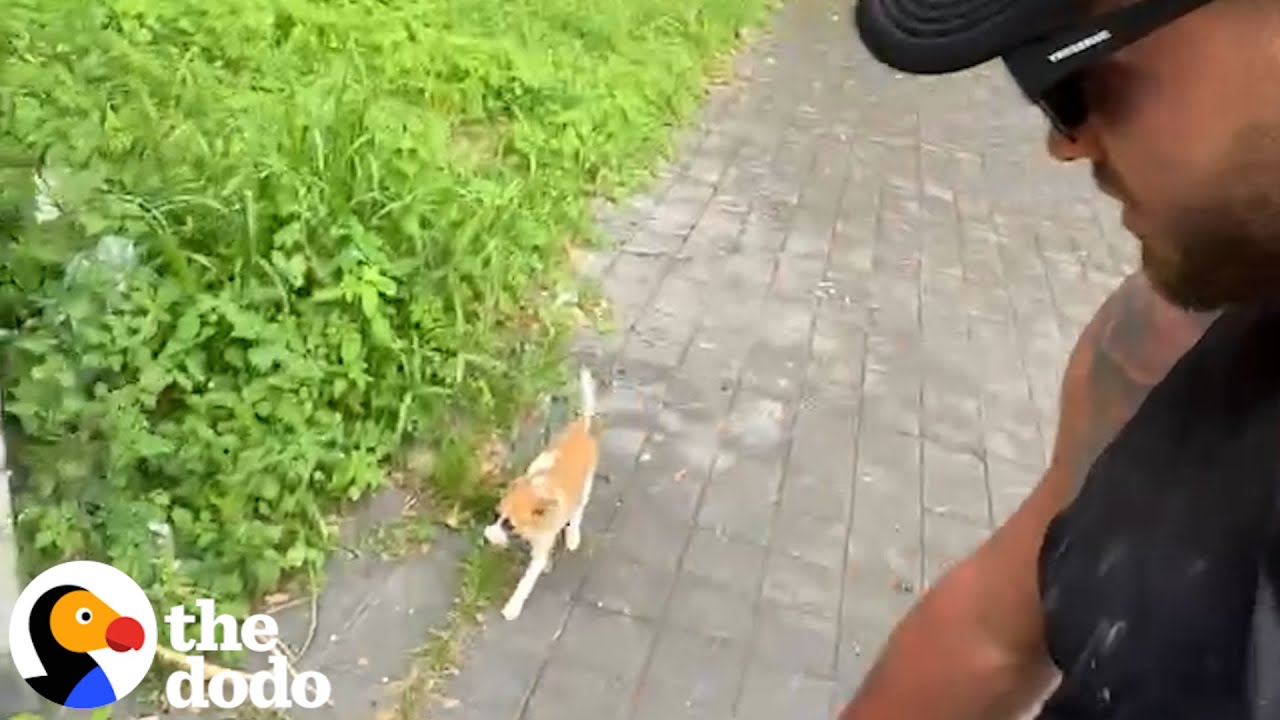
[853,0,1217,135]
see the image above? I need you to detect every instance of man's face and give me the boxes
[1053,1,1280,311]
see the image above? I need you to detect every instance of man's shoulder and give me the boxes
[1088,272,1218,388]
[1053,272,1218,485]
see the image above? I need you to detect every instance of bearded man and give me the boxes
[839,0,1280,717]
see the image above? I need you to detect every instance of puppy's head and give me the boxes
[483,475,563,546]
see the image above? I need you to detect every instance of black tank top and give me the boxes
[1036,303,1280,720]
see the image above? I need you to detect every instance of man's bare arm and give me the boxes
[836,273,1214,720]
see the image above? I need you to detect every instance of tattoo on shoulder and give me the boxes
[1063,274,1218,483]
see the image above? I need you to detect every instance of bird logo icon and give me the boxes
[8,560,158,709]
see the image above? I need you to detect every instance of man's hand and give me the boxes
[836,273,1215,720]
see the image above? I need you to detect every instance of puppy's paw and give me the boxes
[501,601,522,621]
[565,527,581,552]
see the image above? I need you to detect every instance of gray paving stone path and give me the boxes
[431,0,1141,718]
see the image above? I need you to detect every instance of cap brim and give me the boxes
[853,0,1073,74]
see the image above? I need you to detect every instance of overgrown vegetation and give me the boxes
[0,0,772,620]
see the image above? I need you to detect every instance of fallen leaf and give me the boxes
[477,435,510,484]
[443,503,465,529]
[673,469,687,483]
[263,592,290,607]
[402,494,421,512]
[439,698,462,710]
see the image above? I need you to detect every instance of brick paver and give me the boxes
[431,0,1139,717]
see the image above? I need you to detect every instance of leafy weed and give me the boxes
[0,0,775,629]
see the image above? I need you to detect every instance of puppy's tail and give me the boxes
[578,366,597,428]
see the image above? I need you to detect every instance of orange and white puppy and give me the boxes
[484,366,599,621]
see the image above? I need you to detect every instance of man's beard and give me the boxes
[1140,127,1280,312]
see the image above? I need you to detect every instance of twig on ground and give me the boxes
[270,641,337,708]
[296,570,320,660]
[155,646,253,683]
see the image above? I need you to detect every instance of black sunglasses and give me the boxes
[1002,0,1216,138]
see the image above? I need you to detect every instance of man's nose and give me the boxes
[1046,124,1102,163]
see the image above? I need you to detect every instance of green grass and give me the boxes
[0,0,774,624]
[382,543,516,720]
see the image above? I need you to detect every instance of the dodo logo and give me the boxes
[8,560,157,709]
